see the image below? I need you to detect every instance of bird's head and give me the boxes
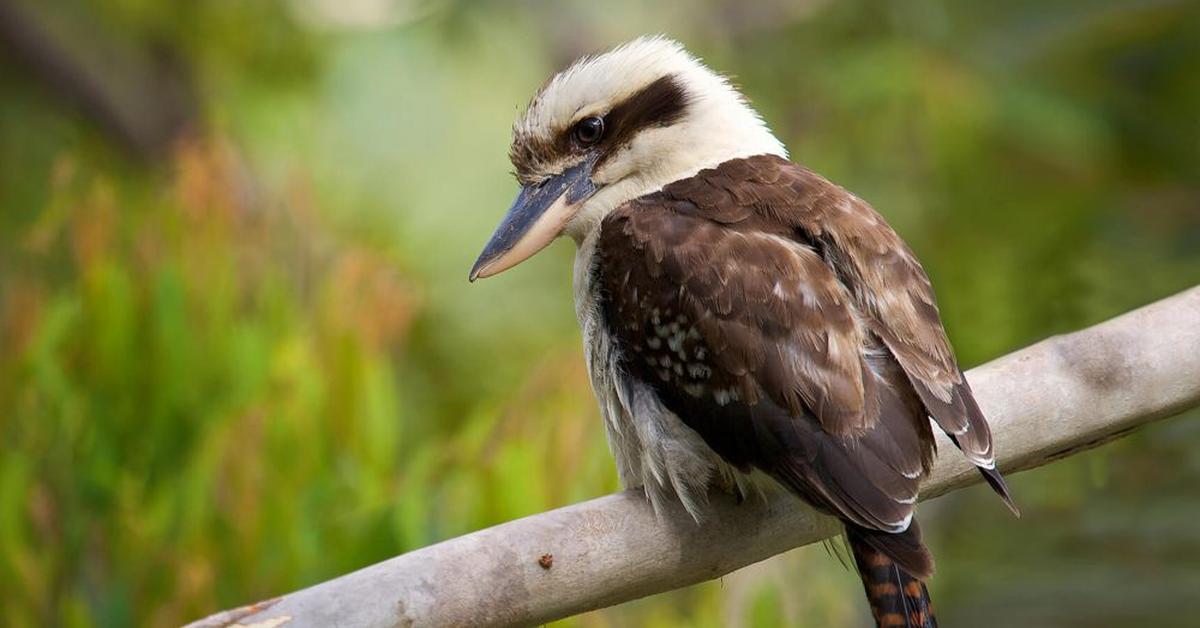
[469,36,786,281]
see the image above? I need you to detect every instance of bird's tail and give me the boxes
[846,523,937,628]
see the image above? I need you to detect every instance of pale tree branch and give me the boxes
[189,286,1200,628]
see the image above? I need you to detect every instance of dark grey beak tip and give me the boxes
[469,249,496,283]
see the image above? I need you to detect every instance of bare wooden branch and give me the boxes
[189,286,1200,628]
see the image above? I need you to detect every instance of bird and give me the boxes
[469,36,1017,628]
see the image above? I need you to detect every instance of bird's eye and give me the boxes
[573,116,604,146]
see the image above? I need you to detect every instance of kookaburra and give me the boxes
[470,37,1016,627]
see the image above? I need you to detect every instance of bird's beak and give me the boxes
[469,157,598,281]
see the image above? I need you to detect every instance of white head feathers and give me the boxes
[510,37,787,239]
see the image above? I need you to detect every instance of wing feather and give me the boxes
[715,155,1000,469]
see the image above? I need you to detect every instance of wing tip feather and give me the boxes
[978,464,1020,517]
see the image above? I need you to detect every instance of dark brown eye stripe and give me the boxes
[607,74,690,134]
[509,73,691,182]
[594,74,690,157]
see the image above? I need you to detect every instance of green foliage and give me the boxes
[1,1,1198,626]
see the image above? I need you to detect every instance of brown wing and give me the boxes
[604,205,874,433]
[655,155,999,471]
[596,202,934,535]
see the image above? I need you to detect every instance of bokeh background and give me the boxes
[2,1,1199,626]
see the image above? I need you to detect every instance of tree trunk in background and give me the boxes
[0,0,196,160]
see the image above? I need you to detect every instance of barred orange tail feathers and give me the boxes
[846,523,937,628]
